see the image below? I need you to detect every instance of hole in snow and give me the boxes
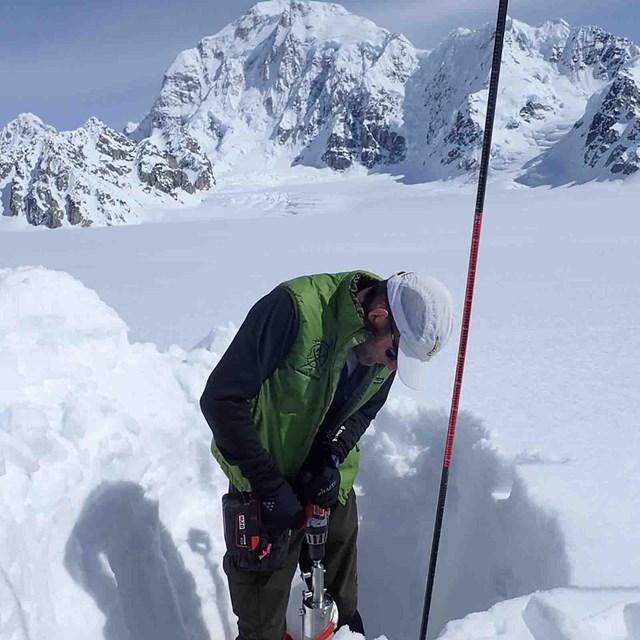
[356,403,571,639]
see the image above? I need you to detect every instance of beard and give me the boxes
[354,340,376,366]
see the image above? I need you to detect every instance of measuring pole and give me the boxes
[418,1,510,638]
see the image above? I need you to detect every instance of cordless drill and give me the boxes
[300,505,339,640]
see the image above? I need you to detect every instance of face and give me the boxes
[354,307,399,371]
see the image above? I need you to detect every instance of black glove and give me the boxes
[297,458,341,508]
[259,480,306,533]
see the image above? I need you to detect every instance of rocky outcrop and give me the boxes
[561,26,638,81]
[0,115,215,228]
[584,70,640,175]
[136,126,214,194]
[518,58,640,185]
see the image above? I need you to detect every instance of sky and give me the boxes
[1,0,639,133]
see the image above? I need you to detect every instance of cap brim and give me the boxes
[396,337,429,390]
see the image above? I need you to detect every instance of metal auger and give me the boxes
[300,505,339,640]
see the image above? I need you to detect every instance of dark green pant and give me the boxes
[223,489,361,640]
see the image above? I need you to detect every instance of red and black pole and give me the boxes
[418,1,510,638]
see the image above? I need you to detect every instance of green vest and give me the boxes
[210,271,393,504]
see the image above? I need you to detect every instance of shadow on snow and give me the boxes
[64,481,212,640]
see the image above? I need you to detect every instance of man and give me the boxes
[200,270,453,640]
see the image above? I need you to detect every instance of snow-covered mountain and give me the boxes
[0,114,214,228]
[403,19,640,181]
[3,1,640,228]
[518,56,640,185]
[135,4,639,184]
[128,0,418,173]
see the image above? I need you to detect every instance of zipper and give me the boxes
[325,362,384,444]
[299,328,367,456]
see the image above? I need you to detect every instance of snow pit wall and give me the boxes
[0,267,570,640]
[356,402,571,639]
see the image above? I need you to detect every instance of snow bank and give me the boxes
[437,588,640,640]
[0,266,232,640]
[319,589,640,640]
[0,266,623,640]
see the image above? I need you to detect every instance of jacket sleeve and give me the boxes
[199,286,298,496]
[316,372,396,466]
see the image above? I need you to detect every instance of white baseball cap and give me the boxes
[386,272,454,390]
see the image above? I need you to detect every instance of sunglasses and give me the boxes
[386,314,400,362]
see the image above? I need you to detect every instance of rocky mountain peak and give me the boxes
[249,0,351,27]
[562,26,640,81]
[81,116,109,134]
[542,18,570,29]
[1,113,56,151]
[503,17,571,63]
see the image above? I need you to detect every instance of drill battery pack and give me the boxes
[222,492,291,572]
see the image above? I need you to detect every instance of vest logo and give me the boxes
[301,339,330,377]
[374,376,385,385]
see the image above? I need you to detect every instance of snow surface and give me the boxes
[2,174,640,639]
